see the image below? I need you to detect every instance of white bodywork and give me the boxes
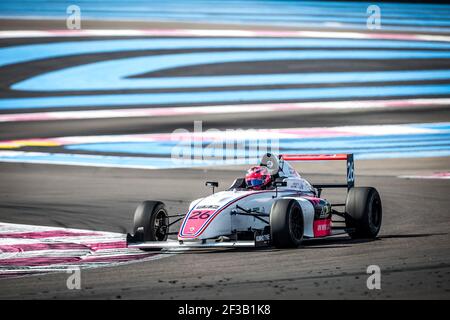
[178,189,317,241]
[178,158,319,241]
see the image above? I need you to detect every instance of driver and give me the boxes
[245,166,272,190]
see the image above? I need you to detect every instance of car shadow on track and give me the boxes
[299,232,446,249]
[378,233,447,239]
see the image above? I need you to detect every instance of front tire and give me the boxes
[133,201,169,244]
[270,199,304,248]
[345,187,382,239]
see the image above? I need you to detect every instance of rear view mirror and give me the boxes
[205,181,219,187]
[205,181,219,194]
[273,179,287,187]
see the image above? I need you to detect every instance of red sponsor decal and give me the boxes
[313,218,331,237]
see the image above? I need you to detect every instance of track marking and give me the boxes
[3,39,450,111]
[0,29,449,42]
[14,64,450,91]
[0,123,449,168]
[1,98,449,123]
[1,1,450,33]
[0,139,60,148]
[398,172,450,179]
[3,84,450,111]
[3,38,450,69]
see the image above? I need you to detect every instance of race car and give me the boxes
[126,153,382,249]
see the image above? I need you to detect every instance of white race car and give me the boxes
[126,153,382,249]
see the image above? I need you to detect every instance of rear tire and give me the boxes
[270,199,304,248]
[133,201,169,250]
[345,187,382,239]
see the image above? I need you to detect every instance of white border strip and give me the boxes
[398,172,450,179]
[1,29,450,42]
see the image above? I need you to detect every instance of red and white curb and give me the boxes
[0,222,176,278]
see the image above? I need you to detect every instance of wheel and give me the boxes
[270,199,304,248]
[133,201,169,246]
[345,187,382,239]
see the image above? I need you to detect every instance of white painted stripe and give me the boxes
[398,172,450,179]
[0,222,98,234]
[49,122,448,144]
[0,151,161,170]
[326,124,437,136]
[1,98,450,123]
[0,29,449,42]
[0,249,90,260]
[0,237,125,245]
[0,122,447,147]
[0,150,220,170]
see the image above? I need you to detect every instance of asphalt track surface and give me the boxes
[0,159,450,299]
[1,14,450,299]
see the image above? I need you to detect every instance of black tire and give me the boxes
[133,201,169,244]
[345,187,382,239]
[270,199,304,248]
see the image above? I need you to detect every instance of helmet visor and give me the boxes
[247,178,265,187]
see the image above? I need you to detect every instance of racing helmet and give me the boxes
[245,166,272,190]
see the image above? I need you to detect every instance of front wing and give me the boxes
[126,228,349,250]
[128,240,258,249]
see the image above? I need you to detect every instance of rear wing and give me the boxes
[280,154,354,190]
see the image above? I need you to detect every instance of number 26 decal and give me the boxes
[189,210,214,220]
